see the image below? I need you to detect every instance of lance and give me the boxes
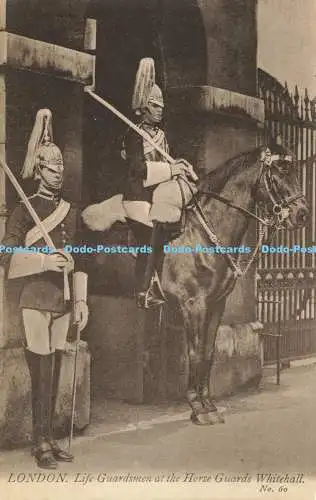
[85,87,199,182]
[0,157,70,301]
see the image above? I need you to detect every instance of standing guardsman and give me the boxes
[0,109,89,469]
[121,58,196,309]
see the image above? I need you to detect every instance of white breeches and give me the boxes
[22,309,71,355]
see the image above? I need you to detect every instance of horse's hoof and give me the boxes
[190,411,213,426]
[216,411,226,424]
[201,399,226,424]
[208,410,225,424]
[190,410,225,426]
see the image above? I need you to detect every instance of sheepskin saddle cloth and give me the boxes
[82,177,197,233]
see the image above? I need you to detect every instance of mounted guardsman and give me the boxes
[83,58,198,309]
[0,109,89,469]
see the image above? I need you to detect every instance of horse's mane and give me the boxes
[200,148,260,194]
[200,143,291,194]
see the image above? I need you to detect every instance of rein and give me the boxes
[197,189,269,226]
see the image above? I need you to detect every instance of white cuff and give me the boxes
[73,271,88,303]
[8,253,45,279]
[143,162,171,187]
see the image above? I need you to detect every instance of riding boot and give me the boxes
[25,350,57,469]
[47,349,74,462]
[136,222,166,309]
[25,349,39,447]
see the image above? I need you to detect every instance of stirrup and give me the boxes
[136,290,165,309]
[152,272,166,301]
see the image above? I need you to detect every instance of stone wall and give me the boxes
[198,0,258,95]
[88,296,263,403]
[6,0,89,50]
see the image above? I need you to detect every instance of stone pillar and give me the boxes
[0,1,8,350]
[0,71,6,350]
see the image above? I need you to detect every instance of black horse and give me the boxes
[83,144,308,424]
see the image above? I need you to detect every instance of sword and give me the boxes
[0,157,70,301]
[68,320,81,453]
[85,88,199,182]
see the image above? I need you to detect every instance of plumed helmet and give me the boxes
[148,83,164,108]
[36,142,63,168]
[132,58,164,115]
[21,109,63,179]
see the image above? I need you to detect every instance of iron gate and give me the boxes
[256,69,316,363]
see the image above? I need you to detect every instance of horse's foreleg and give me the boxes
[184,297,214,425]
[199,299,226,424]
[186,342,211,425]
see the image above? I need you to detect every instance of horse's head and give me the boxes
[255,144,308,229]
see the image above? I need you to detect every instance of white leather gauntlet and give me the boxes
[73,271,88,303]
[143,162,172,187]
[8,253,46,279]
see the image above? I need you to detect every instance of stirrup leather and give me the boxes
[151,271,166,301]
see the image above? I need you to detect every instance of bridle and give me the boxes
[194,147,303,229]
[179,147,304,281]
[257,148,304,227]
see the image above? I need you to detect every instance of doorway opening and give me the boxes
[83,1,164,204]
[82,1,166,416]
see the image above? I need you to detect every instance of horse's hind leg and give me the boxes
[200,299,227,424]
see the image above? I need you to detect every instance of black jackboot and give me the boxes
[25,350,57,469]
[136,222,166,309]
[47,350,74,462]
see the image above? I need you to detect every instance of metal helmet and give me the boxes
[21,108,63,179]
[132,58,164,115]
[36,142,63,169]
[147,83,164,108]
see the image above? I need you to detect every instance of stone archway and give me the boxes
[79,0,210,407]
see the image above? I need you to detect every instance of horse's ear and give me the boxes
[268,134,285,154]
[270,134,283,149]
